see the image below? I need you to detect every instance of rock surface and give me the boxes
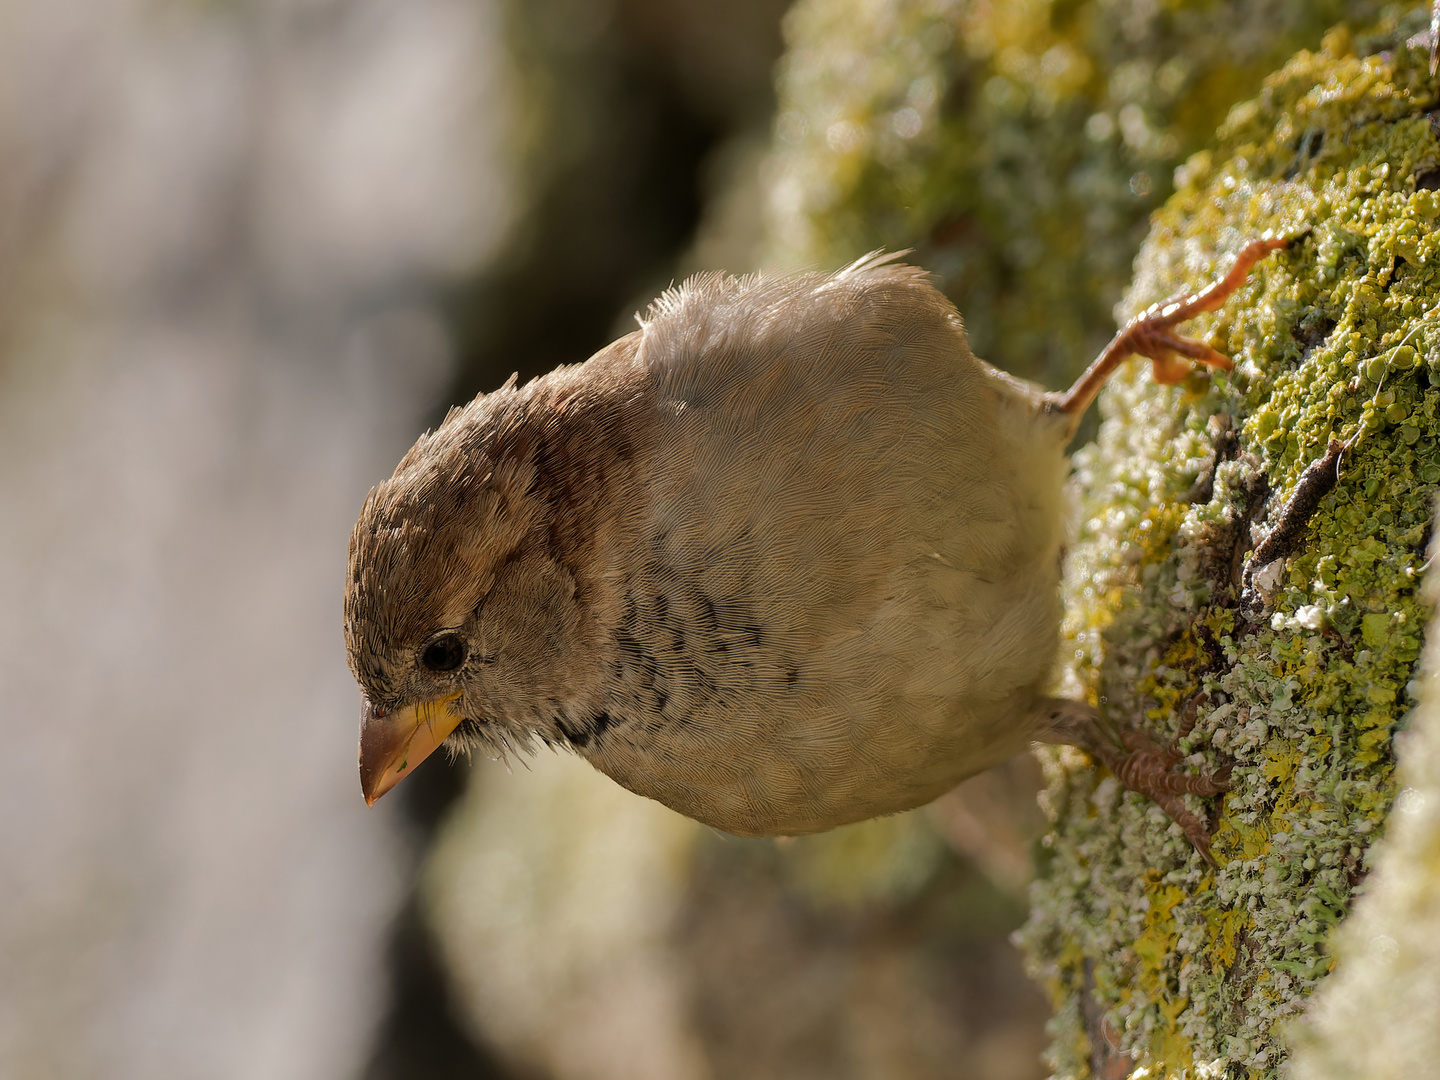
[1019,16,1440,1077]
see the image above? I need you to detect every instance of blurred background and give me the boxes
[0,1,1398,1078]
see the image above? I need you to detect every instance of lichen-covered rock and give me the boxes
[1016,16,1440,1079]
[764,0,1392,388]
[1287,510,1440,1080]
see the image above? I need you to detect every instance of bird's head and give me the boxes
[343,370,639,805]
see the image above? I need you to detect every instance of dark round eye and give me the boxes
[421,635,467,673]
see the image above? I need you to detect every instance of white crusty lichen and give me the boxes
[1286,512,1440,1079]
[1018,16,1440,1080]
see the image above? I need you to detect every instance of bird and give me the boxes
[344,238,1287,861]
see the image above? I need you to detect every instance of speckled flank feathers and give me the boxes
[346,255,1076,836]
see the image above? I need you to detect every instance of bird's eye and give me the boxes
[421,635,467,673]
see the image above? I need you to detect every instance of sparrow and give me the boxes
[345,239,1286,859]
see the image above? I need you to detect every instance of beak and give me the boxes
[359,691,464,806]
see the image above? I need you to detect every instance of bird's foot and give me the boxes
[1046,234,1293,420]
[1034,696,1230,866]
[1114,236,1291,387]
[1091,730,1230,867]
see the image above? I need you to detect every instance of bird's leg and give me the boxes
[1034,695,1230,867]
[1043,235,1292,426]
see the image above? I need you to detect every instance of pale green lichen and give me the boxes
[1017,12,1440,1078]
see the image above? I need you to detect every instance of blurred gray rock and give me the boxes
[0,1,514,1077]
[427,754,706,1080]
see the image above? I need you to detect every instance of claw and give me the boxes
[1032,695,1231,865]
[1102,730,1230,866]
